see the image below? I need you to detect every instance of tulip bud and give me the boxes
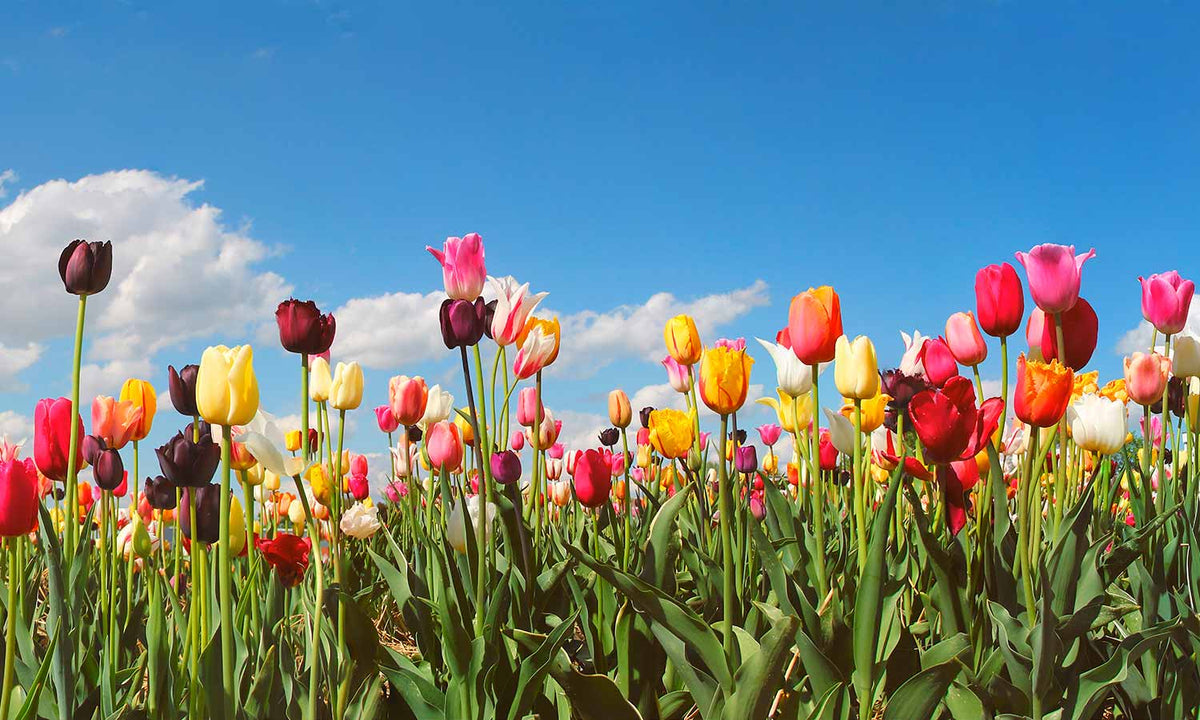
[375,405,401,434]
[1124,352,1171,406]
[834,335,880,400]
[329,361,364,411]
[427,422,465,472]
[58,239,113,296]
[197,345,260,427]
[945,312,988,367]
[491,450,521,485]
[974,262,1024,338]
[735,445,758,474]
[639,407,654,429]
[598,428,620,447]
[155,430,220,488]
[788,287,842,365]
[1140,271,1194,336]
[285,430,302,453]
[664,315,702,366]
[517,387,543,427]
[439,298,487,349]
[144,476,178,510]
[662,356,692,393]
[83,435,125,491]
[573,449,613,508]
[607,390,632,428]
[920,338,959,389]
[510,430,525,451]
[1173,334,1200,379]
[168,364,200,418]
[275,299,337,355]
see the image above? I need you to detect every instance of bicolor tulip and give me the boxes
[529,411,561,448]
[256,533,311,588]
[0,456,38,536]
[156,430,221,487]
[787,286,842,365]
[329,361,364,411]
[1014,355,1074,428]
[168,364,200,417]
[517,387,543,427]
[662,356,692,393]
[834,335,880,400]
[974,262,1025,338]
[33,397,85,482]
[308,357,332,402]
[375,405,401,434]
[91,395,142,451]
[945,312,988,367]
[1173,334,1200,379]
[648,408,694,460]
[426,421,464,472]
[119,378,157,442]
[573,449,613,508]
[1032,298,1098,371]
[919,337,959,388]
[1124,352,1171,406]
[428,233,487,301]
[1139,271,1194,336]
[1066,394,1127,455]
[58,239,113,296]
[488,275,547,345]
[197,345,260,427]
[755,337,814,397]
[513,316,561,379]
[1015,243,1095,315]
[275,299,336,355]
[388,375,428,426]
[608,390,631,428]
[439,298,488,348]
[698,344,754,414]
[664,314,702,366]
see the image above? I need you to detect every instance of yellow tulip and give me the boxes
[762,452,779,474]
[309,357,332,402]
[329,361,364,411]
[664,315,702,366]
[757,390,812,435]
[454,411,475,446]
[841,390,890,433]
[263,469,281,491]
[227,495,247,556]
[285,430,302,452]
[119,378,157,442]
[244,463,265,486]
[648,408,695,460]
[636,444,652,469]
[197,345,260,427]
[698,345,753,415]
[834,335,879,400]
[308,465,332,506]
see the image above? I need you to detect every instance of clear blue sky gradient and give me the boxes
[2,2,1197,457]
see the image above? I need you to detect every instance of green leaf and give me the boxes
[851,473,903,708]
[723,614,799,720]
[882,661,961,720]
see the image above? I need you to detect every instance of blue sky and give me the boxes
[2,2,1198,471]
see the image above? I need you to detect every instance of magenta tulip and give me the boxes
[427,233,487,301]
[1140,271,1194,336]
[572,449,612,508]
[1014,244,1095,315]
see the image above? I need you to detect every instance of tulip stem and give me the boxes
[808,365,830,601]
[333,408,348,719]
[1157,334,1173,516]
[242,469,260,635]
[218,425,235,717]
[291,473,325,720]
[717,414,736,665]
[853,400,867,578]
[301,354,310,460]
[621,428,633,572]
[65,294,88,561]
[1018,430,1038,621]
[0,539,17,720]
[460,345,491,637]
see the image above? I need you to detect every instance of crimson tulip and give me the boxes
[275,299,336,355]
[974,262,1024,337]
[919,337,959,388]
[573,449,612,508]
[1033,298,1098,370]
[33,397,84,482]
[255,533,312,588]
[0,457,38,537]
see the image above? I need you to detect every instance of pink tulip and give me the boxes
[426,233,487,300]
[426,421,464,472]
[609,451,626,476]
[509,430,525,451]
[1124,352,1171,406]
[945,312,987,367]
[516,387,542,427]
[1014,244,1096,315]
[756,423,782,447]
[1139,271,1195,335]
[388,375,429,427]
[1140,415,1165,448]
[385,481,408,502]
[662,356,692,393]
[375,405,401,434]
[573,449,612,508]
[919,337,959,388]
[349,453,368,477]
[549,443,565,460]
[1025,309,1048,360]
[348,473,370,501]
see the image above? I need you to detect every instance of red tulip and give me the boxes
[255,533,312,588]
[919,337,960,388]
[974,262,1024,338]
[0,457,39,537]
[573,449,612,508]
[909,377,1004,467]
[1033,298,1098,370]
[275,299,336,356]
[818,429,838,471]
[33,397,85,483]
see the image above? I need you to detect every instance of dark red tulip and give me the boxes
[1036,297,1099,371]
[639,407,654,429]
[156,430,220,488]
[490,450,522,485]
[144,476,178,510]
[256,533,312,588]
[439,298,487,348]
[58,239,113,296]
[33,397,85,482]
[168,364,200,417]
[180,484,221,544]
[275,299,336,355]
[82,435,125,491]
[941,460,980,537]
[573,449,612,508]
[975,262,1024,338]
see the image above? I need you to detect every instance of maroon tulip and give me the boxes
[156,430,220,488]
[180,484,221,544]
[83,435,125,491]
[33,397,85,483]
[143,476,178,510]
[1035,298,1098,371]
[439,298,487,348]
[276,299,336,355]
[919,337,959,388]
[975,262,1024,338]
[490,450,522,485]
[58,239,113,296]
[573,449,612,508]
[168,364,200,417]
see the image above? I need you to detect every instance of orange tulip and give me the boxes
[787,286,842,365]
[91,395,143,451]
[1014,354,1073,428]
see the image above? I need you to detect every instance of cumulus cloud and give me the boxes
[0,170,291,394]
[0,342,43,392]
[331,290,446,369]
[0,411,32,442]
[0,169,16,198]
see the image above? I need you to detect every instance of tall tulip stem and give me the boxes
[808,366,830,600]
[0,539,17,720]
[717,414,736,664]
[853,400,867,577]
[65,295,88,560]
[459,345,490,637]
[217,426,235,716]
[301,354,310,460]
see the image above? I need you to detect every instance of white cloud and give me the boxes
[0,170,291,392]
[0,169,16,198]
[0,342,43,392]
[0,411,32,442]
[332,290,446,369]
[1117,298,1200,356]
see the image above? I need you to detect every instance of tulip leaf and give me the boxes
[881,659,961,720]
[851,472,903,710]
[723,613,799,720]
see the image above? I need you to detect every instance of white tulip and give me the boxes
[446,496,497,554]
[1066,394,1127,455]
[755,338,815,397]
[340,503,382,539]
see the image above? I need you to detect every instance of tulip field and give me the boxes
[3,236,1200,720]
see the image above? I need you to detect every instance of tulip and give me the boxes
[787,286,842,365]
[91,395,142,451]
[698,345,754,414]
[598,428,620,447]
[909,376,1005,465]
[454,412,475,447]
[420,385,454,427]
[975,262,1025,338]
[284,430,303,453]
[735,445,758,474]
[1066,394,1127,454]
[834,335,880,400]
[573,449,613,508]
[822,408,856,456]
[490,450,521,485]
[517,387,542,427]
[1140,271,1195,336]
[1015,243,1096,315]
[168,364,200,417]
[427,422,464,472]
[648,409,694,460]
[945,312,988,367]
[0,457,38,536]
[529,410,561,448]
[1173,334,1200,378]
[756,390,811,435]
[371,405,400,435]
[308,357,332,403]
[143,476,178,510]
[639,407,655,429]
[899,331,928,377]
[488,276,548,346]
[608,390,632,428]
[662,356,692,393]
[513,316,561,379]
[439,298,488,348]
[1124,352,1171,406]
[428,233,487,301]
[387,375,428,427]
[347,473,370,501]
[817,430,838,470]
[447,496,496,553]
[329,361,364,411]
[33,397,85,482]
[757,424,782,447]
[197,345,260,427]
[1033,298,1099,371]
[340,503,381,539]
[275,299,336,355]
[1014,355,1074,428]
[82,435,125,491]
[545,457,563,481]
[180,484,222,544]
[664,314,702,366]
[155,430,221,487]
[119,379,157,442]
[58,239,113,296]
[256,533,311,588]
[850,391,890,434]
[920,337,959,388]
[754,338,814,397]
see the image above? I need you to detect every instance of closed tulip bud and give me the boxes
[509,430,525,451]
[607,390,632,428]
[428,233,487,301]
[58,239,113,296]
[374,405,401,434]
[1173,334,1200,379]
[1124,352,1171,406]
[388,375,428,426]
[636,445,651,469]
[648,408,694,460]
[698,344,754,414]
[143,476,178,510]
[119,378,157,442]
[573,449,613,508]
[1066,394,1127,455]
[33,397,85,483]
[639,407,654,429]
[974,262,1025,338]
[285,430,302,453]
[308,357,332,402]
[439,298,488,349]
[598,428,620,447]
[197,345,260,427]
[686,446,702,471]
[735,445,758,474]
[181,484,222,545]
[762,453,778,474]
[329,361,364,411]
[755,338,814,398]
[516,387,542,427]
[1015,355,1074,428]
[664,315,702,366]
[348,473,370,501]
[491,450,522,485]
[275,298,336,355]
[1139,271,1195,336]
[168,364,200,417]
[1015,244,1095,315]
[83,435,125,491]
[945,312,988,367]
[788,286,842,365]
[1035,298,1099,371]
[662,356,692,393]
[155,430,221,488]
[427,422,464,472]
[0,457,39,537]
[834,335,880,400]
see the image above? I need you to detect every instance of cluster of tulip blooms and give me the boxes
[0,235,1197,720]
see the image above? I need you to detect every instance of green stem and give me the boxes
[807,369,830,600]
[65,295,88,560]
[218,425,235,716]
[717,414,736,664]
[0,539,17,720]
[853,400,867,578]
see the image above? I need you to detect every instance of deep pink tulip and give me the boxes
[1014,244,1095,315]
[1034,298,1099,371]
[426,422,464,472]
[349,453,368,477]
[427,233,487,300]
[1140,271,1194,336]
[757,424,782,447]
[945,312,988,367]
[517,387,542,427]
[974,262,1025,338]
[919,337,959,388]
[573,449,612,508]
[33,397,85,483]
[348,473,370,501]
[0,457,39,537]
[384,481,408,502]
[510,430,525,451]
[549,443,564,460]
[375,405,401,434]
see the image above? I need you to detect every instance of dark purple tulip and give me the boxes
[439,298,487,349]
[156,430,220,488]
[168,364,200,417]
[730,429,747,445]
[83,435,125,491]
[881,369,932,432]
[58,239,113,296]
[735,445,758,474]
[407,426,423,443]
[144,476,178,510]
[180,485,221,544]
[482,299,498,340]
[490,450,522,485]
[275,299,337,355]
[1150,376,1187,419]
[598,428,620,447]
[639,407,655,429]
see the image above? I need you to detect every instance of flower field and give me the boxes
[2,236,1199,720]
